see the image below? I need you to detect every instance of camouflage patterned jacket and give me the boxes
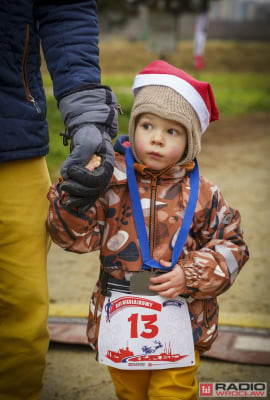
[47,139,249,353]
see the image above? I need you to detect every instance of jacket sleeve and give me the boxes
[180,176,249,299]
[36,0,100,100]
[47,180,104,253]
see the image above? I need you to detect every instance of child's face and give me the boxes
[134,113,187,170]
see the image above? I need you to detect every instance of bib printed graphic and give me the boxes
[98,291,195,370]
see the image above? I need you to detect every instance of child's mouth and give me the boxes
[150,152,162,158]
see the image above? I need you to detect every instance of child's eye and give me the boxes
[168,128,179,136]
[142,123,152,130]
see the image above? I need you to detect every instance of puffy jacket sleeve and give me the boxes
[36,0,100,99]
[180,176,249,299]
[47,179,105,253]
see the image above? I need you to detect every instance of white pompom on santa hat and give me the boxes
[129,60,219,165]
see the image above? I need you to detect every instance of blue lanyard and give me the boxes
[125,147,199,272]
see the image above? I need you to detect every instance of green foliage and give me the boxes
[201,73,270,117]
[45,72,270,177]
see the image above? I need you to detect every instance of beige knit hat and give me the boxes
[129,60,219,166]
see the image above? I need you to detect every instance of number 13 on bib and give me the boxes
[98,292,195,370]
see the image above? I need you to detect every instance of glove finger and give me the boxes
[60,125,103,179]
[77,203,95,214]
[60,179,101,197]
[82,131,114,173]
[65,195,96,210]
[67,162,113,188]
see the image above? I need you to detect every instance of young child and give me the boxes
[47,60,249,400]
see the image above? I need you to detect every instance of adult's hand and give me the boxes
[58,85,119,211]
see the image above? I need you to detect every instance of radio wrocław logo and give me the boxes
[199,382,267,397]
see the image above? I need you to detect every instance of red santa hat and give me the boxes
[129,60,219,165]
[132,60,219,134]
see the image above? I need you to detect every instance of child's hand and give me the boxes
[149,260,186,298]
[85,154,102,171]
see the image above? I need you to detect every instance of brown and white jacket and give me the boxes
[47,138,249,354]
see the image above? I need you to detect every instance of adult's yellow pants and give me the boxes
[109,350,200,400]
[0,157,51,400]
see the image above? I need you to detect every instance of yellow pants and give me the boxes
[108,350,200,400]
[0,157,51,400]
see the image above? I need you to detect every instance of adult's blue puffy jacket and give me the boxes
[0,0,100,162]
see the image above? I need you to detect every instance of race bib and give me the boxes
[98,291,195,370]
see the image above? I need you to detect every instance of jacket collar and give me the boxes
[114,135,195,182]
[134,161,195,181]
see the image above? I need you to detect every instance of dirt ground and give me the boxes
[41,111,270,399]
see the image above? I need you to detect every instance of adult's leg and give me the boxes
[0,157,51,400]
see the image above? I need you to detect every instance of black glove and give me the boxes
[58,85,118,212]
[60,132,113,211]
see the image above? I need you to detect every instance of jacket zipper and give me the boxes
[149,175,159,258]
[22,24,41,115]
[148,168,171,258]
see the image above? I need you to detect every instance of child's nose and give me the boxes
[151,130,164,145]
